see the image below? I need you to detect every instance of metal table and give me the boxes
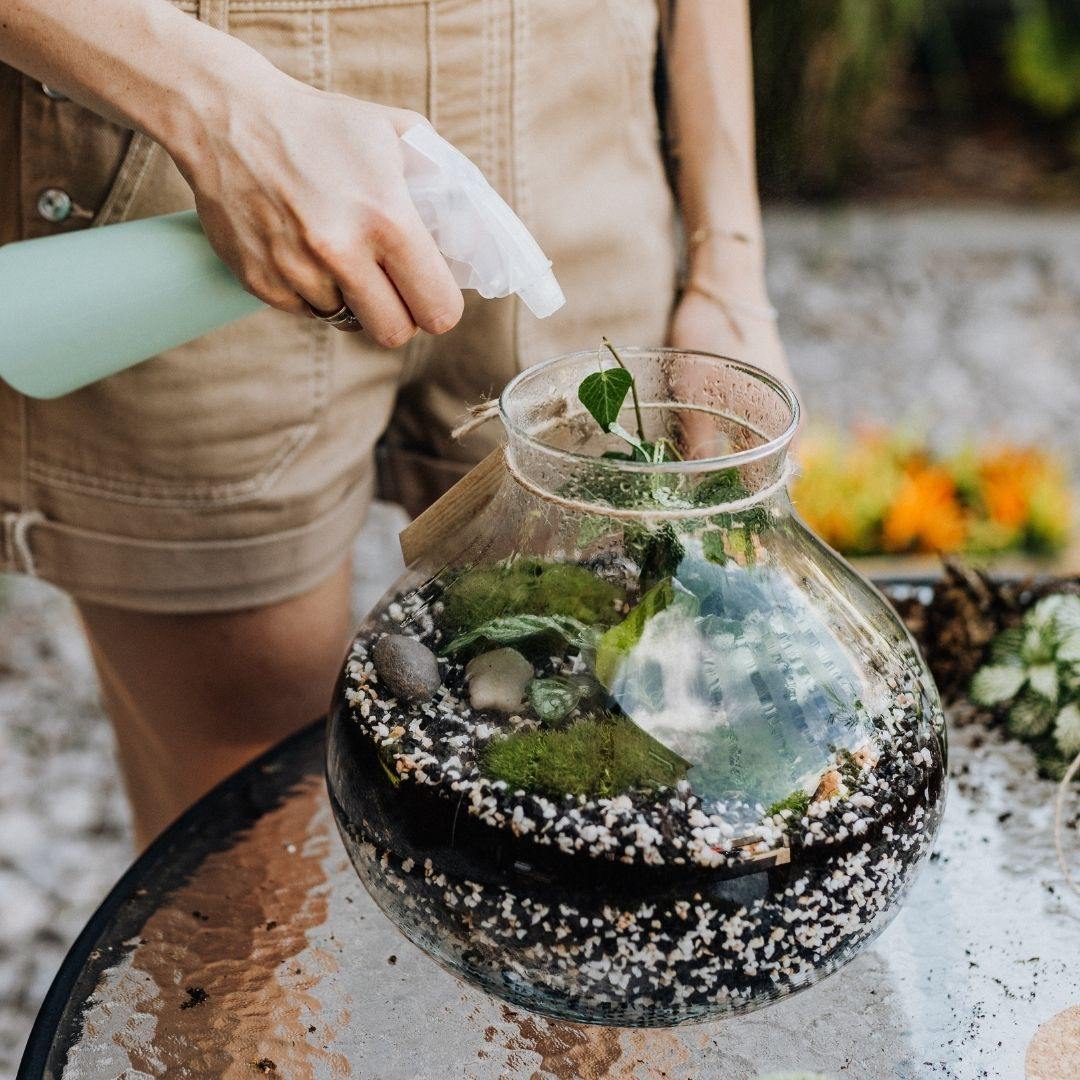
[18,632,1080,1080]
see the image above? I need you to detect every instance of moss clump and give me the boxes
[766,789,811,819]
[481,715,689,799]
[440,560,624,636]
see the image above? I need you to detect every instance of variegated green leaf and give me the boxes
[989,626,1025,665]
[1020,622,1056,665]
[1007,692,1055,738]
[1046,594,1080,634]
[1027,663,1060,703]
[1028,595,1066,631]
[970,664,1027,706]
[1060,662,1080,693]
[1054,701,1080,758]
[1054,628,1080,663]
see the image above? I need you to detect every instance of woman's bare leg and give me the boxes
[77,557,353,850]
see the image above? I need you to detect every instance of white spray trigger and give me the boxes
[400,124,566,319]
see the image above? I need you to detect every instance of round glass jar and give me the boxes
[327,348,947,1026]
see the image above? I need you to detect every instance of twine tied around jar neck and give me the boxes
[451,398,796,520]
[450,399,501,441]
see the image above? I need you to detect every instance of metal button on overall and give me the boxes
[40,83,69,101]
[36,188,72,223]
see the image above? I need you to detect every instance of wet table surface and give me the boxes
[19,603,1080,1080]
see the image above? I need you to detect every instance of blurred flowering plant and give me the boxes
[970,593,1080,779]
[793,427,1072,559]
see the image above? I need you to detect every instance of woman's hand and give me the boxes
[668,281,793,388]
[0,0,465,348]
[666,242,797,459]
[171,68,463,346]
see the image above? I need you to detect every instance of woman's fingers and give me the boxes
[272,254,345,319]
[338,264,417,349]
[379,210,464,335]
[310,204,462,345]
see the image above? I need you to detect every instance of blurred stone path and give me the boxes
[2,206,1078,1076]
[770,207,1080,472]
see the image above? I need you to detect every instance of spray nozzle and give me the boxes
[400,124,566,319]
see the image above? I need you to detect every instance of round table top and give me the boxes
[19,649,1080,1079]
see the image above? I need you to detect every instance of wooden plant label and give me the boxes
[398,448,506,565]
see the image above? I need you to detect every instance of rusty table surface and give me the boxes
[18,608,1080,1080]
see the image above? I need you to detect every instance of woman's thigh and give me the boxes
[78,554,353,845]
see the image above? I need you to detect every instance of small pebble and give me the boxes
[466,649,534,712]
[373,635,441,703]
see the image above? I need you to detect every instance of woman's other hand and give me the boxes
[668,279,793,388]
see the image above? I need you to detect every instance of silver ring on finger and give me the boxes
[307,301,362,330]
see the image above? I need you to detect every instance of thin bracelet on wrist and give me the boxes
[687,225,763,249]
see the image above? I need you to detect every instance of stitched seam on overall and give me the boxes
[0,515,11,570]
[480,0,492,179]
[510,0,528,370]
[426,1,438,129]
[607,0,643,119]
[311,8,331,91]
[308,312,333,416]
[91,136,160,228]
[200,0,230,33]
[228,0,429,11]
[26,425,318,506]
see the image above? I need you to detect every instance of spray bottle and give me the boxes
[0,124,565,399]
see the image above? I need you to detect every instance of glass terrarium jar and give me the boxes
[326,347,946,1027]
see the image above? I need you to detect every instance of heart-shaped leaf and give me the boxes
[578,367,633,433]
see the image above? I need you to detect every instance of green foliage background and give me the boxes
[751,0,1080,197]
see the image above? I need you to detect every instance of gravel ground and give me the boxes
[769,207,1080,472]
[1,205,1078,1075]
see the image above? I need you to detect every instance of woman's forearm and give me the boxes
[667,0,767,290]
[0,0,274,159]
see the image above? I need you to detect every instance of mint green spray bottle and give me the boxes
[0,125,563,400]
[0,211,263,399]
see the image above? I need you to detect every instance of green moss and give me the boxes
[440,560,624,636]
[481,715,689,799]
[766,789,812,819]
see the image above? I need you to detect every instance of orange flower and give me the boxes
[882,465,967,553]
[979,448,1048,530]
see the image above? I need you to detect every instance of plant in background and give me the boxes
[793,426,1073,560]
[1007,0,1080,120]
[751,0,927,196]
[970,593,1080,777]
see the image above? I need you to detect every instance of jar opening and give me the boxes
[499,348,800,512]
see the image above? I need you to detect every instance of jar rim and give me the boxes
[498,347,800,475]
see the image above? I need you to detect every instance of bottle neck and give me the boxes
[503,431,792,520]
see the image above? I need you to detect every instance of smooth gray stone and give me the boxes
[373,633,441,703]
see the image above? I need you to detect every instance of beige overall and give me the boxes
[0,0,677,611]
